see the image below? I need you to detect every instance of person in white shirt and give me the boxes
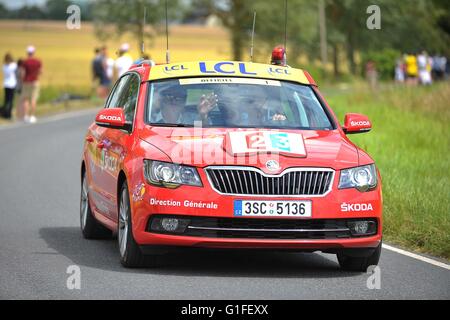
[417,51,432,85]
[115,43,133,78]
[1,53,18,119]
[106,56,115,82]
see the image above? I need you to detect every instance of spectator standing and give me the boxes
[91,48,101,97]
[15,59,24,96]
[446,55,450,79]
[405,53,418,86]
[432,54,447,81]
[365,60,378,91]
[18,46,42,123]
[105,55,115,83]
[115,43,133,78]
[395,58,405,83]
[417,51,432,85]
[1,53,18,119]
[97,46,111,99]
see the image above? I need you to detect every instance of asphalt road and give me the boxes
[0,111,449,300]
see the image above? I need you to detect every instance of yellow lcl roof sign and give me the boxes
[147,61,311,85]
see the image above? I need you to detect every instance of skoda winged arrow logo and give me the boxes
[265,160,280,171]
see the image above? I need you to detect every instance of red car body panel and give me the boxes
[82,61,382,252]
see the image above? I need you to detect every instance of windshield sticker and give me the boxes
[179,78,281,86]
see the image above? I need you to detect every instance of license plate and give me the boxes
[234,200,312,218]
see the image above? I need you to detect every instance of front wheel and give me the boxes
[337,242,382,272]
[118,181,158,268]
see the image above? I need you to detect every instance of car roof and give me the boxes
[146,61,314,85]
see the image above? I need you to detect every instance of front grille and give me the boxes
[206,167,333,196]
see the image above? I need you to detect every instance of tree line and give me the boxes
[1,0,448,79]
[92,0,449,78]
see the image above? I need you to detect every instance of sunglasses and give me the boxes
[163,94,186,104]
[242,97,266,105]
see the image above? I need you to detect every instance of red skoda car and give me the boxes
[80,60,382,271]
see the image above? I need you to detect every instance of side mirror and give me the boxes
[342,113,372,134]
[95,108,131,131]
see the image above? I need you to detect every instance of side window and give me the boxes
[119,74,140,124]
[106,75,129,109]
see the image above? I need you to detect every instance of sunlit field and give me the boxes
[0,20,231,92]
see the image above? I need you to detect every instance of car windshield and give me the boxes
[146,77,334,130]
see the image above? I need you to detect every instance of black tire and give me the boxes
[337,242,382,272]
[118,181,158,268]
[80,171,112,239]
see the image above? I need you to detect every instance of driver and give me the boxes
[152,85,218,125]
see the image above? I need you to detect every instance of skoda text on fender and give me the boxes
[80,60,382,271]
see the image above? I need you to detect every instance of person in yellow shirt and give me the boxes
[405,53,418,85]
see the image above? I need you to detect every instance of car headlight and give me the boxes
[144,160,202,188]
[338,164,377,192]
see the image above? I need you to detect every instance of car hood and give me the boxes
[139,127,358,172]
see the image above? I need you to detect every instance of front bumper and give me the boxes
[130,168,383,250]
[137,233,382,253]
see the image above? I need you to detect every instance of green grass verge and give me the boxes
[326,82,450,259]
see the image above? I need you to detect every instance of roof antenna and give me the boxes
[141,7,146,57]
[250,11,256,62]
[284,0,288,65]
[165,0,170,64]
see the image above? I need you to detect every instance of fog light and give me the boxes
[347,220,376,236]
[354,221,369,233]
[161,218,179,232]
[149,216,190,234]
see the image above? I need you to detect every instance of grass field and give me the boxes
[1,20,449,259]
[327,83,450,259]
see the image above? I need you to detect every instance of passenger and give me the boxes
[238,86,287,126]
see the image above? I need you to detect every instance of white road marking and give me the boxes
[383,244,450,270]
[0,108,99,131]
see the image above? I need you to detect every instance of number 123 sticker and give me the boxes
[228,131,306,156]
